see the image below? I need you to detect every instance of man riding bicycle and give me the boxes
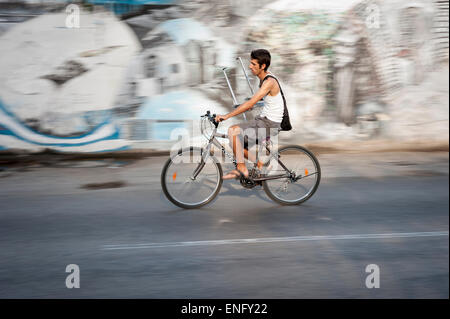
[215,49,284,180]
[161,52,320,209]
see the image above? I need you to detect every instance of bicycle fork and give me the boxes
[189,137,217,180]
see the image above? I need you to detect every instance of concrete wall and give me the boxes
[0,0,448,153]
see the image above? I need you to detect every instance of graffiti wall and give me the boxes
[0,99,128,152]
[0,0,448,153]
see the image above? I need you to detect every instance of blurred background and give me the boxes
[0,0,448,154]
[0,1,448,299]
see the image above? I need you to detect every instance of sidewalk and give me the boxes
[0,138,448,169]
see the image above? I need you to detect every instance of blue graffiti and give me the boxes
[0,99,129,152]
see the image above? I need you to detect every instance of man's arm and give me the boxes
[215,78,275,122]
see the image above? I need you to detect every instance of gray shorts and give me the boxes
[236,115,281,149]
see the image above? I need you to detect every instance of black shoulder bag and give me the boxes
[261,75,292,131]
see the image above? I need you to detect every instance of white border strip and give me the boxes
[101,231,449,251]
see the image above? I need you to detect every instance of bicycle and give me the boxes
[161,110,321,209]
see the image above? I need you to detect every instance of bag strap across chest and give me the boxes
[260,75,285,102]
[260,74,292,131]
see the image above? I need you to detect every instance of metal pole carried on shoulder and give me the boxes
[237,57,254,95]
[236,56,265,109]
[222,67,247,121]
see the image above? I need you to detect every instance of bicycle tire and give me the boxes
[263,145,321,205]
[161,147,223,209]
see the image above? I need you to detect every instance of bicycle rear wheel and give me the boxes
[161,147,223,209]
[263,145,321,205]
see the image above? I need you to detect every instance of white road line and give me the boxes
[101,231,449,251]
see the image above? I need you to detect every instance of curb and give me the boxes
[303,140,449,154]
[0,140,448,167]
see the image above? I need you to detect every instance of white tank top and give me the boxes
[261,78,284,123]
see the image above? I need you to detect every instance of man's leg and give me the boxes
[229,126,245,165]
[244,126,269,170]
[244,148,264,170]
[222,125,248,179]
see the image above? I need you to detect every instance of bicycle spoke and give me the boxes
[202,179,218,188]
[293,182,309,193]
[275,181,289,196]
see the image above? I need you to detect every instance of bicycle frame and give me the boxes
[192,122,292,183]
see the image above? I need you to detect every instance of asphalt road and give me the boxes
[0,152,448,298]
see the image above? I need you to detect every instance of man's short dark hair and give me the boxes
[251,49,271,71]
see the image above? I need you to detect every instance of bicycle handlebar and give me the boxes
[201,110,220,128]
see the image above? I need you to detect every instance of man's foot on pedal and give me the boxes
[257,160,264,170]
[236,164,249,178]
[255,161,272,175]
[223,166,248,180]
[222,170,241,180]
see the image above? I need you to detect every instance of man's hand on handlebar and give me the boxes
[214,114,229,123]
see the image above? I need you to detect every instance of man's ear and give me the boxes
[261,63,266,71]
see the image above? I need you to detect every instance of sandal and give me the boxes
[222,169,249,180]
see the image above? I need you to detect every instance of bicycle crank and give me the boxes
[240,176,258,189]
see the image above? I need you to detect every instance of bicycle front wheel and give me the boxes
[161,147,223,209]
[263,145,321,205]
